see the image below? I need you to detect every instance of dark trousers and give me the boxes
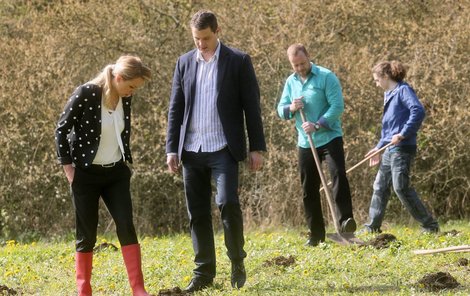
[298,137,353,241]
[182,148,246,280]
[71,162,138,252]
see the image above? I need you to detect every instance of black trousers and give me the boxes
[298,137,353,242]
[71,162,138,252]
[182,148,246,280]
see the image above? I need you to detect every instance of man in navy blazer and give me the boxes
[166,10,266,292]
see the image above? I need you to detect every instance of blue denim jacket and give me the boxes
[376,82,425,149]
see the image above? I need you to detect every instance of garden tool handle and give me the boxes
[299,109,341,233]
[346,142,393,174]
[413,245,470,255]
[320,142,393,192]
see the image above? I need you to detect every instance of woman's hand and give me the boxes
[63,164,75,184]
[391,134,405,145]
[365,148,380,167]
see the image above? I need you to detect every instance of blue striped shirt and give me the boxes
[184,42,227,152]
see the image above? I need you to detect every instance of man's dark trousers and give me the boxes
[298,136,353,242]
[182,148,246,280]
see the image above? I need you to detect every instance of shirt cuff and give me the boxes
[317,116,330,129]
[283,105,293,119]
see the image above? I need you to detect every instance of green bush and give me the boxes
[0,0,468,239]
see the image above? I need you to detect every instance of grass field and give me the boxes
[1,221,469,295]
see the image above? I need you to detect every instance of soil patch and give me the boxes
[416,272,460,291]
[441,229,461,236]
[158,287,187,295]
[0,285,17,295]
[263,255,296,267]
[456,258,468,267]
[93,242,118,253]
[364,233,397,249]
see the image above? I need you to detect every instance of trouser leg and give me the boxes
[365,149,392,231]
[71,167,100,252]
[299,147,325,242]
[211,149,246,262]
[101,164,138,247]
[182,150,216,280]
[390,150,439,231]
[322,137,353,225]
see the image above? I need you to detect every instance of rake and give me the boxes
[299,109,363,245]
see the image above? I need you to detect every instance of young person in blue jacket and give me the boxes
[363,60,439,234]
[55,55,152,295]
[277,44,356,247]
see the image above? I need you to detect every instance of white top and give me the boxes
[93,98,124,164]
[184,42,227,153]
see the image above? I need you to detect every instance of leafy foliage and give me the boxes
[0,0,469,238]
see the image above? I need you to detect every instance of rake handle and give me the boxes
[320,142,393,192]
[299,109,341,233]
[413,245,470,255]
[346,142,393,173]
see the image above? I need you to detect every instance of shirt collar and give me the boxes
[384,82,402,104]
[196,40,221,63]
[293,62,317,81]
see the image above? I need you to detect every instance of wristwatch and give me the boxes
[313,123,320,131]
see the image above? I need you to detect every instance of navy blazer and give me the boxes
[166,43,266,161]
[55,83,133,168]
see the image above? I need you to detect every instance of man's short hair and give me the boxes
[287,44,309,57]
[190,10,218,32]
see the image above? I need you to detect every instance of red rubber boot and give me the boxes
[121,244,150,296]
[75,252,93,296]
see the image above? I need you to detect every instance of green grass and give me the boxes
[1,221,469,295]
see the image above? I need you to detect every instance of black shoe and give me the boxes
[231,260,246,289]
[305,238,322,247]
[183,276,213,293]
[341,218,357,233]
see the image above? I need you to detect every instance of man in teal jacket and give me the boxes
[277,43,356,246]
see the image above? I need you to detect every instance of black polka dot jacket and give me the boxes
[54,83,133,168]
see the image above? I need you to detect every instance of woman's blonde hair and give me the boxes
[89,55,151,108]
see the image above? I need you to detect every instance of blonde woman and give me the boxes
[55,55,152,295]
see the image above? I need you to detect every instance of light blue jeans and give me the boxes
[365,146,439,232]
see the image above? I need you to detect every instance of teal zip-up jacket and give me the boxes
[277,63,344,148]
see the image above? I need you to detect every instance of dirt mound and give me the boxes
[441,229,461,236]
[417,272,460,291]
[456,258,468,267]
[364,233,397,249]
[93,242,118,253]
[158,287,187,295]
[0,285,17,295]
[263,255,296,267]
